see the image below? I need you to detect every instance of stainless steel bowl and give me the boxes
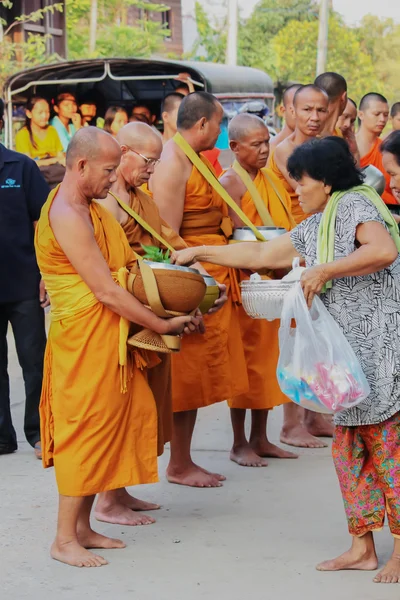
[361,165,386,196]
[232,227,287,242]
[143,260,201,275]
[202,275,217,286]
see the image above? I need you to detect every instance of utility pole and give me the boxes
[226,0,238,66]
[316,0,329,76]
[89,0,98,55]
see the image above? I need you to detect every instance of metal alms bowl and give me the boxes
[142,260,201,274]
[361,165,386,196]
[199,274,219,314]
[232,227,287,242]
[241,279,295,321]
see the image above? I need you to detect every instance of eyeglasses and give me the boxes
[125,146,160,167]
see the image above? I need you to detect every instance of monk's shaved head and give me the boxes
[177,91,220,130]
[293,84,329,107]
[314,72,347,101]
[283,84,302,107]
[228,113,267,142]
[66,127,120,169]
[162,93,184,115]
[117,121,162,153]
[359,93,388,111]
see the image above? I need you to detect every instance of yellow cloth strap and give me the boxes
[260,168,297,228]
[173,132,266,242]
[232,160,275,227]
[44,268,131,392]
[108,190,175,253]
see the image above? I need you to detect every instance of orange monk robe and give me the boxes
[121,187,186,455]
[172,159,249,412]
[228,169,292,410]
[202,148,223,176]
[360,138,397,205]
[35,188,158,496]
[268,149,307,224]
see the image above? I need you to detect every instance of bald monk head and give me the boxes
[66,126,121,199]
[229,114,270,173]
[314,72,347,116]
[358,93,390,136]
[336,98,357,136]
[116,121,163,187]
[270,84,302,151]
[391,103,400,132]
[162,92,185,142]
[177,91,223,152]
[292,84,329,138]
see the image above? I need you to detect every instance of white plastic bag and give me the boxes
[277,282,370,414]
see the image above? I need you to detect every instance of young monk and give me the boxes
[270,84,302,151]
[356,93,396,205]
[314,72,347,136]
[151,92,249,487]
[161,93,185,142]
[269,85,333,448]
[390,103,400,132]
[336,98,357,137]
[219,113,297,466]
[35,127,196,567]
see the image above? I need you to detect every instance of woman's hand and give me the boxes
[300,265,328,308]
[171,247,200,266]
[207,282,228,314]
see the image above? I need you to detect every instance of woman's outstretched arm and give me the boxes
[171,233,299,271]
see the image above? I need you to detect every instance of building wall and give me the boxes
[128,0,183,56]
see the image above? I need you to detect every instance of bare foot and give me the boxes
[197,465,226,481]
[250,440,298,459]
[77,528,126,550]
[116,488,160,511]
[51,539,108,568]
[167,464,223,488]
[306,414,334,438]
[230,444,268,467]
[94,502,156,526]
[374,556,400,583]
[280,424,327,448]
[317,548,378,572]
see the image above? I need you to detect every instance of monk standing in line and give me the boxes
[151,92,249,487]
[357,93,396,205]
[389,103,400,132]
[219,113,297,466]
[161,93,185,143]
[35,128,196,567]
[269,85,334,448]
[270,84,302,152]
[336,98,357,137]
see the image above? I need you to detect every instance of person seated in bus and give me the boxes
[15,96,65,168]
[79,93,98,127]
[51,92,82,152]
[103,107,128,137]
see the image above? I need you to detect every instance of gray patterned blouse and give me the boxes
[290,191,400,427]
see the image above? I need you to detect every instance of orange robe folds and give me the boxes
[360,138,396,205]
[268,149,307,224]
[121,187,186,455]
[202,148,223,176]
[172,160,248,412]
[35,189,158,496]
[229,168,292,410]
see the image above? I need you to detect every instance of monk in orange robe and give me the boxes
[219,113,298,466]
[357,93,397,205]
[268,86,334,448]
[151,92,249,487]
[35,128,196,568]
[270,84,302,152]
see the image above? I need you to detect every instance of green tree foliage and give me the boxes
[66,0,170,59]
[186,2,226,63]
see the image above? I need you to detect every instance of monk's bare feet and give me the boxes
[305,413,334,438]
[374,556,400,583]
[230,444,268,467]
[280,424,327,448]
[167,463,223,487]
[77,528,126,550]
[94,502,156,526]
[51,539,108,568]
[198,465,226,481]
[250,440,298,459]
[116,487,160,511]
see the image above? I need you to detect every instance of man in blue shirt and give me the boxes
[0,99,50,457]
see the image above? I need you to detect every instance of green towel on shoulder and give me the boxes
[317,184,400,292]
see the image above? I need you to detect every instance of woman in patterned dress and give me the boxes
[171,136,400,584]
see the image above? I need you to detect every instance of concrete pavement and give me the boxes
[1,329,399,600]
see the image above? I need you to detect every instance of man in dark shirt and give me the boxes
[0,99,50,457]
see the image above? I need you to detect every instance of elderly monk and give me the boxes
[162,93,185,143]
[151,92,249,487]
[269,85,333,448]
[357,93,396,205]
[219,113,297,466]
[35,127,195,567]
[95,122,190,524]
[269,85,329,225]
[270,84,302,151]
